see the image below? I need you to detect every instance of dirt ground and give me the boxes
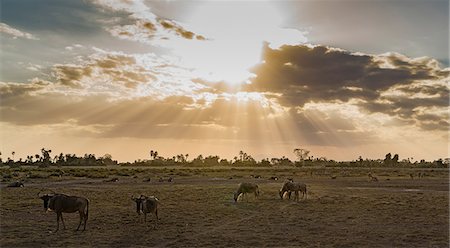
[1,167,448,247]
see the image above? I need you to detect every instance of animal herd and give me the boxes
[37,179,308,232]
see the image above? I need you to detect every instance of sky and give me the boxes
[0,0,449,162]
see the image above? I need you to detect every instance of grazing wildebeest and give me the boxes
[7,181,24,187]
[368,173,378,182]
[279,181,307,201]
[132,195,159,228]
[38,192,89,232]
[233,182,259,202]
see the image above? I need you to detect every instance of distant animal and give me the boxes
[132,195,159,228]
[279,181,307,201]
[143,178,151,182]
[233,182,259,202]
[168,177,173,182]
[409,173,414,180]
[269,176,278,181]
[104,177,119,183]
[158,177,164,182]
[368,173,378,182]
[38,192,89,232]
[330,175,337,179]
[7,181,24,187]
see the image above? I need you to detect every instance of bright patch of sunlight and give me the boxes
[161,1,306,85]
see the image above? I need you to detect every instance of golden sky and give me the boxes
[0,0,449,162]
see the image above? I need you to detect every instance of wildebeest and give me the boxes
[368,173,378,182]
[38,192,89,232]
[7,181,24,187]
[279,181,307,201]
[132,195,159,228]
[233,182,260,202]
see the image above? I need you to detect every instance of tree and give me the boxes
[384,153,392,165]
[392,154,399,164]
[293,148,310,166]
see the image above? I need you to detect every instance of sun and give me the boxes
[161,1,306,85]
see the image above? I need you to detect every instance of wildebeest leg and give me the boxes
[83,213,87,231]
[153,211,158,229]
[288,191,292,200]
[60,214,66,230]
[76,211,83,231]
[55,213,60,232]
[295,191,299,201]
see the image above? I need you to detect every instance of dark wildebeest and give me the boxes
[7,181,24,187]
[279,181,307,201]
[132,195,159,228]
[233,182,260,202]
[38,192,89,232]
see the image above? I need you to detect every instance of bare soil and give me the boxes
[1,167,448,247]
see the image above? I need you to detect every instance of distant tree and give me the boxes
[384,153,392,165]
[204,155,220,166]
[293,148,310,166]
[11,151,15,161]
[239,150,244,161]
[392,154,399,164]
[41,148,52,166]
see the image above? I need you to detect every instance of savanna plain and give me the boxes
[1,166,448,247]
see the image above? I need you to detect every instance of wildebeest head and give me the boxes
[233,192,239,202]
[131,195,145,214]
[279,189,284,199]
[38,193,54,210]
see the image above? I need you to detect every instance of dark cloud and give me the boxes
[157,19,204,40]
[52,53,154,89]
[248,43,449,132]
[250,44,442,93]
[54,64,92,88]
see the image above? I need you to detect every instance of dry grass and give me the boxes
[1,167,448,247]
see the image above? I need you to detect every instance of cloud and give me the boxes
[42,49,207,99]
[0,79,290,142]
[248,44,449,132]
[0,22,38,40]
[92,0,206,44]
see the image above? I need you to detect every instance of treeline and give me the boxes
[1,148,117,167]
[1,149,448,168]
